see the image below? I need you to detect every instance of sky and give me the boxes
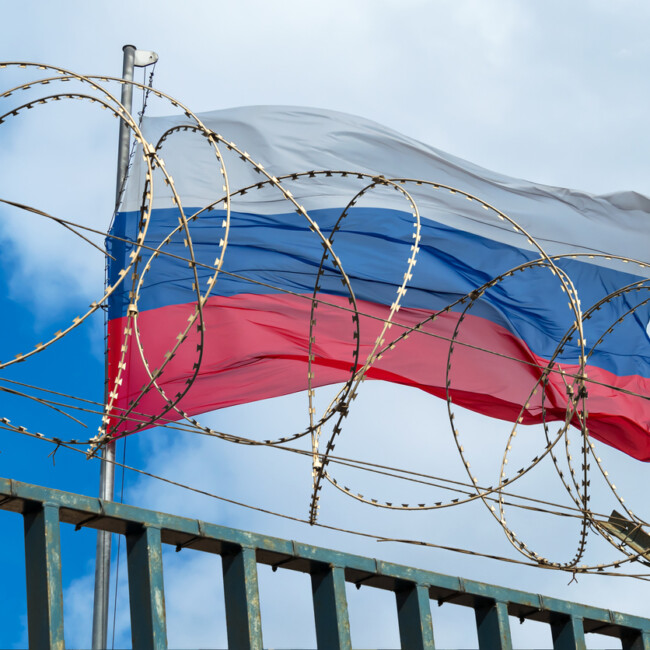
[2,1,650,648]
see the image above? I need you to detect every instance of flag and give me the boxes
[106,106,650,460]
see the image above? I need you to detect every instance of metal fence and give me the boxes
[2,475,649,650]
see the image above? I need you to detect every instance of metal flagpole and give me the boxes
[92,44,158,650]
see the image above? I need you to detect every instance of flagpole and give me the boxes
[92,44,157,650]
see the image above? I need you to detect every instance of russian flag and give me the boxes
[106,106,650,460]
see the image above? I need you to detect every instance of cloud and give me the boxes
[0,81,115,315]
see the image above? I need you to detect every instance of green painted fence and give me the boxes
[1,476,649,649]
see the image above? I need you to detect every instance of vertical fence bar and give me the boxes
[623,630,650,650]
[126,525,167,650]
[395,582,435,649]
[311,565,352,650]
[475,599,512,650]
[550,615,586,650]
[23,502,65,650]
[221,545,263,650]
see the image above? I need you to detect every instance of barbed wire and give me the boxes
[1,62,650,576]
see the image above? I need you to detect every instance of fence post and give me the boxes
[622,630,650,650]
[222,545,263,650]
[126,525,167,650]
[311,565,351,650]
[23,502,65,650]
[396,582,435,649]
[475,599,512,650]
[550,614,586,650]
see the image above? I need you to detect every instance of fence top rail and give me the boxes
[1,476,648,638]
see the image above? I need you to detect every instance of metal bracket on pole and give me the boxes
[134,50,159,67]
[91,44,158,650]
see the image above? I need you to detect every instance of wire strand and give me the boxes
[4,426,649,581]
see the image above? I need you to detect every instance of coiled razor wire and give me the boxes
[1,62,650,577]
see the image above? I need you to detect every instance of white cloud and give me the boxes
[0,82,115,314]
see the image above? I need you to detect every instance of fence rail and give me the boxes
[1,476,649,649]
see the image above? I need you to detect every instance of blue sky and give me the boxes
[2,1,650,648]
